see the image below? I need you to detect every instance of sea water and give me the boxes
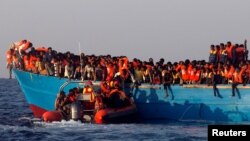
[0,78,207,141]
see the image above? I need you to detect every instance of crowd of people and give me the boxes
[6,39,250,97]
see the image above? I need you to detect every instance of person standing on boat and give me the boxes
[83,62,95,80]
[209,45,216,64]
[162,68,173,97]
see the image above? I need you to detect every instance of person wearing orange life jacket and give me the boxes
[118,57,129,72]
[189,67,196,84]
[227,65,235,83]
[83,81,95,102]
[11,39,26,52]
[6,48,14,79]
[100,80,112,97]
[180,65,188,84]
[240,64,248,86]
[194,69,201,84]
[226,41,233,61]
[232,68,242,97]
[23,53,31,71]
[19,41,32,55]
[81,81,96,112]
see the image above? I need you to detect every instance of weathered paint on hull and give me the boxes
[13,69,250,122]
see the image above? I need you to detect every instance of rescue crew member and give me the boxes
[82,80,96,111]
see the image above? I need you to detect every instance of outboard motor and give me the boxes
[71,101,81,121]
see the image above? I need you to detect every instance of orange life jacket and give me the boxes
[119,57,129,72]
[83,87,95,102]
[107,65,114,79]
[226,45,233,59]
[189,70,196,81]
[194,70,201,82]
[100,81,110,94]
[23,55,31,70]
[228,66,235,79]
[36,47,48,52]
[6,50,13,64]
[20,41,31,51]
[233,71,242,83]
[181,67,188,81]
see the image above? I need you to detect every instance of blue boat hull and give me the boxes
[13,69,250,122]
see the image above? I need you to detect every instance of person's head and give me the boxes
[58,91,65,99]
[69,89,74,94]
[210,44,215,49]
[121,69,127,75]
[113,80,120,88]
[86,80,93,87]
[48,47,52,52]
[149,58,153,63]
